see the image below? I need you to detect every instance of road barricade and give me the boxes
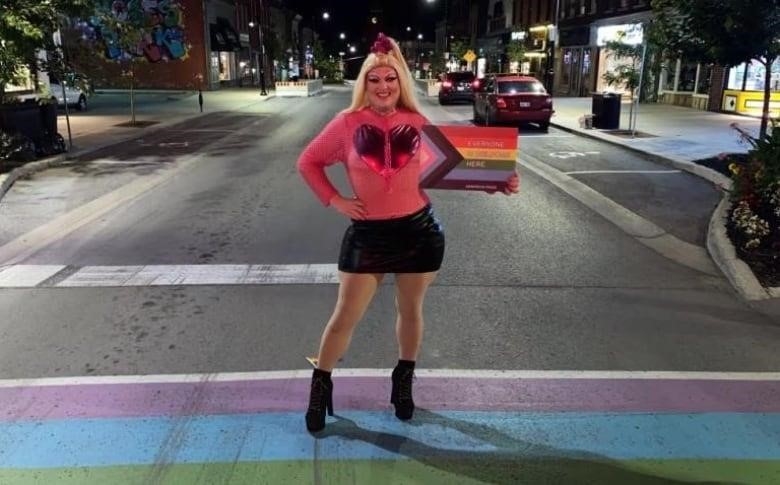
[274,80,323,97]
[414,79,440,97]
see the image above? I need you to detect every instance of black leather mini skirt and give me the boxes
[338,204,445,273]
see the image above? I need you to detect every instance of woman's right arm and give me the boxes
[296,115,347,206]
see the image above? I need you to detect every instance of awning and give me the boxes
[210,17,242,52]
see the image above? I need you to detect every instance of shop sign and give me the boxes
[511,31,526,41]
[596,23,643,46]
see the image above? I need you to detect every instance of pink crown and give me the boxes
[370,33,393,55]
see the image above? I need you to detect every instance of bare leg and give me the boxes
[316,272,383,371]
[394,272,437,361]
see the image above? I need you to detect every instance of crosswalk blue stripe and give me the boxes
[1,411,779,468]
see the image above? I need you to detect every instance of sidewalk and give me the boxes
[547,97,778,302]
[550,97,760,166]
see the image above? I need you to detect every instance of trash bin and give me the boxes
[591,92,621,129]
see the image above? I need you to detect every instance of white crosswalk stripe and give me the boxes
[0,264,339,288]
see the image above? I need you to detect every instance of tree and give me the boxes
[83,3,151,125]
[602,31,645,129]
[449,39,469,70]
[311,39,341,83]
[650,0,780,139]
[505,39,526,73]
[0,0,95,101]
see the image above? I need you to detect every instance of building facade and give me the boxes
[553,0,652,97]
[69,0,288,91]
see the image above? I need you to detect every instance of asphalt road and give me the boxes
[0,86,778,380]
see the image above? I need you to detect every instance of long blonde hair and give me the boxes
[344,33,421,114]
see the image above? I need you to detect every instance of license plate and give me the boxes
[457,86,464,91]
[518,101,531,108]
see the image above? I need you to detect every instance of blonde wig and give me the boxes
[344,33,422,114]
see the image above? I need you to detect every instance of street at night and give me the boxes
[2,0,779,483]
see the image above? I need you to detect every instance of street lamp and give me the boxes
[248,20,267,95]
[340,32,346,40]
[322,11,330,20]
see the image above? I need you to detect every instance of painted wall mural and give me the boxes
[79,0,188,63]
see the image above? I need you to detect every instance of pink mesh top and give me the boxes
[297,107,431,220]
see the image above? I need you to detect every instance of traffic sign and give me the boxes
[463,49,477,63]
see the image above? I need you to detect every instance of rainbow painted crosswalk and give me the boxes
[1,370,779,484]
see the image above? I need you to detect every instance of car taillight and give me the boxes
[442,81,452,88]
[472,80,480,89]
[544,96,552,105]
[495,97,507,109]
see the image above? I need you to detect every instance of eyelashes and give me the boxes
[367,76,398,83]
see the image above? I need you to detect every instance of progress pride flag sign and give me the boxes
[418,125,518,192]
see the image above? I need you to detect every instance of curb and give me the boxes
[707,196,772,300]
[550,120,778,301]
[0,95,276,204]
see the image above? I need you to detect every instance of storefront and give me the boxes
[208,16,242,87]
[554,26,592,97]
[556,12,650,98]
[721,59,780,117]
[593,22,643,95]
[657,58,712,110]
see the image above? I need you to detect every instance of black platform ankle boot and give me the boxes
[305,368,333,432]
[390,360,416,420]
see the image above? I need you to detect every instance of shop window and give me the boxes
[728,60,768,91]
[561,49,572,85]
[219,52,235,81]
[696,64,712,94]
[677,62,697,91]
[771,61,780,91]
[661,62,676,91]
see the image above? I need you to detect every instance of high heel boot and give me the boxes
[305,368,333,432]
[390,360,415,420]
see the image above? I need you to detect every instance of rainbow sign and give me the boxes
[419,125,518,192]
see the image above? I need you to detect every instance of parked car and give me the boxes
[13,75,89,111]
[472,74,553,131]
[48,79,88,111]
[438,71,477,105]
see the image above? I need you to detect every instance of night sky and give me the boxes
[283,0,442,53]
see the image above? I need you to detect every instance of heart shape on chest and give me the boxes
[353,124,421,178]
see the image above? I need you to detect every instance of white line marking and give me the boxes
[2,369,779,388]
[520,153,718,275]
[54,264,340,287]
[0,265,66,287]
[564,170,682,175]
[520,135,574,138]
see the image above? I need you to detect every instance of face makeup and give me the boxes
[366,66,400,114]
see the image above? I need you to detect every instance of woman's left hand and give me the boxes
[502,172,520,195]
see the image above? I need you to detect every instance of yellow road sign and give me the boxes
[463,49,477,63]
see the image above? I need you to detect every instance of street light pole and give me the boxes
[545,0,561,93]
[248,22,255,86]
[250,18,267,95]
[258,21,267,95]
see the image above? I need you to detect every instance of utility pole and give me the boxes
[259,21,267,95]
[545,0,561,93]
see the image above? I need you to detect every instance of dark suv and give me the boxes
[438,71,476,105]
